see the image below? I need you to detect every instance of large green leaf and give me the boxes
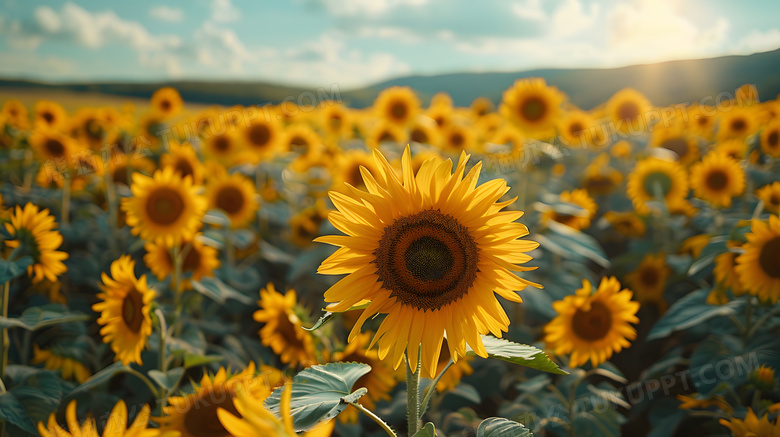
[539,221,610,268]
[477,417,533,437]
[0,256,33,283]
[265,362,371,432]
[467,336,568,375]
[0,392,37,435]
[413,422,437,437]
[191,277,253,304]
[148,368,184,391]
[0,304,90,330]
[647,289,744,340]
[65,362,128,398]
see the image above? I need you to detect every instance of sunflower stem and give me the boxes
[743,296,754,346]
[62,171,71,226]
[170,245,185,338]
[419,358,453,418]
[103,163,120,257]
[747,305,780,339]
[406,349,422,435]
[0,281,9,381]
[125,367,159,399]
[156,308,168,414]
[349,402,398,437]
[22,149,33,192]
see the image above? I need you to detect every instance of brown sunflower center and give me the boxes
[174,158,194,180]
[160,99,172,112]
[552,213,576,227]
[84,118,102,139]
[378,131,396,143]
[759,237,780,279]
[389,100,408,121]
[731,118,747,133]
[183,385,239,437]
[215,185,246,215]
[146,187,185,226]
[519,97,546,122]
[768,130,779,148]
[661,137,689,159]
[113,166,129,186]
[248,124,271,147]
[584,175,616,194]
[617,102,640,121]
[213,136,230,152]
[572,300,612,341]
[449,132,465,148]
[639,266,660,288]
[410,128,428,144]
[45,139,65,157]
[329,114,342,130]
[705,169,729,192]
[569,122,585,138]
[769,194,780,206]
[374,209,478,311]
[42,111,54,124]
[122,287,144,333]
[183,246,202,272]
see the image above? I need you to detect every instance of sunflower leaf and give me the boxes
[476,417,533,437]
[468,335,568,375]
[647,289,744,340]
[0,256,33,283]
[413,422,437,437]
[0,305,90,331]
[191,277,253,305]
[0,392,37,435]
[265,362,371,432]
[148,368,184,391]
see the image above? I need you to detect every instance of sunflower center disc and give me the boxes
[520,97,546,122]
[390,100,408,121]
[214,136,230,152]
[572,300,612,341]
[411,128,428,144]
[705,170,729,191]
[661,137,689,159]
[45,139,65,157]
[161,99,171,111]
[375,209,478,311]
[618,102,640,121]
[450,132,465,148]
[768,131,779,148]
[568,121,585,138]
[759,237,780,279]
[248,124,271,147]
[643,171,673,198]
[174,158,194,179]
[640,266,659,288]
[216,186,245,215]
[184,385,238,437]
[42,111,54,123]
[122,288,144,333]
[731,118,747,133]
[146,187,185,225]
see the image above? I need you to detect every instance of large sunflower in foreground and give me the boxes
[217,383,296,437]
[205,171,259,228]
[253,283,318,367]
[719,408,780,437]
[625,253,670,313]
[544,276,639,368]
[121,167,207,247]
[158,363,270,437]
[4,203,68,283]
[626,157,688,214]
[735,215,780,304]
[316,147,541,378]
[38,399,169,437]
[689,151,745,208]
[93,255,155,365]
[500,77,564,136]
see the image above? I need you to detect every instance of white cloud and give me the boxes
[511,0,546,21]
[317,0,429,18]
[194,22,252,73]
[735,28,780,53]
[150,6,184,22]
[211,0,240,23]
[550,0,599,38]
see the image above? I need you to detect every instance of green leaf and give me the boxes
[191,277,253,305]
[539,222,610,268]
[413,422,437,437]
[0,256,33,283]
[65,362,128,398]
[183,353,225,369]
[647,289,744,340]
[0,304,90,330]
[467,336,568,375]
[477,417,533,437]
[148,368,184,391]
[0,392,37,435]
[265,362,371,432]
[304,302,370,331]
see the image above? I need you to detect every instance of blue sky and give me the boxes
[0,0,778,88]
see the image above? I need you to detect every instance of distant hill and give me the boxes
[1,48,779,110]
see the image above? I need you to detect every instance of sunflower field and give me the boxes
[0,79,779,437]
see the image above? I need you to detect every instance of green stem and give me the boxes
[1,281,9,381]
[747,306,780,339]
[744,297,754,345]
[124,368,160,399]
[104,165,120,257]
[349,402,397,437]
[156,308,168,414]
[170,245,186,338]
[419,359,454,418]
[406,349,421,435]
[62,172,71,226]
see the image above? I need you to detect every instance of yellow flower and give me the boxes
[217,382,296,437]
[160,141,205,185]
[625,253,670,313]
[1,99,30,130]
[604,211,646,237]
[373,86,420,127]
[685,103,716,139]
[408,118,441,147]
[34,100,68,131]
[93,255,155,365]
[544,277,639,368]
[151,87,183,119]
[440,122,477,153]
[500,77,564,136]
[735,216,780,304]
[542,189,597,231]
[240,118,283,163]
[320,103,353,139]
[32,344,91,383]
[144,235,220,291]
[717,108,757,142]
[433,338,474,392]
[470,97,494,117]
[761,120,780,157]
[316,147,540,378]
[626,157,688,215]
[676,394,732,413]
[582,154,622,196]
[331,148,379,193]
[689,152,745,208]
[4,203,68,283]
[203,132,245,167]
[649,124,700,166]
[364,120,408,150]
[679,234,711,259]
[757,182,780,215]
[606,88,652,133]
[714,249,747,297]
[610,140,632,159]
[121,167,207,247]
[716,139,749,161]
[558,110,601,148]
[253,283,317,367]
[29,130,79,165]
[750,365,776,390]
[38,399,168,437]
[205,171,259,228]
[719,408,780,437]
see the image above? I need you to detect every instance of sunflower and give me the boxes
[542,189,597,231]
[159,363,272,437]
[205,171,259,228]
[365,121,408,150]
[714,249,747,297]
[203,132,245,167]
[470,97,495,117]
[735,216,780,303]
[582,154,622,196]
[32,344,90,383]
[761,120,780,157]
[431,92,453,108]
[34,100,68,131]
[440,122,477,153]
[283,123,322,155]
[717,108,757,142]
[240,119,282,163]
[604,211,646,237]
[719,408,780,437]
[70,108,108,150]
[320,103,353,139]
[475,113,504,138]
[332,332,398,424]
[408,118,441,147]
[374,86,420,126]
[217,382,295,437]
[151,87,183,119]
[626,157,688,214]
[544,277,639,368]
[649,125,700,165]
[38,400,166,437]
[610,140,632,159]
[689,151,745,208]
[500,78,564,136]
[676,394,732,413]
[144,235,220,290]
[92,255,155,365]
[686,103,716,139]
[625,253,670,312]
[1,99,30,130]
[606,88,652,134]
[715,139,749,161]
[679,234,711,259]
[121,167,207,247]
[426,104,453,129]
[489,124,526,154]
[253,283,317,367]
[107,152,156,187]
[4,203,68,283]
[316,147,540,378]
[29,130,79,165]
[757,182,780,214]
[751,365,776,390]
[558,110,600,148]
